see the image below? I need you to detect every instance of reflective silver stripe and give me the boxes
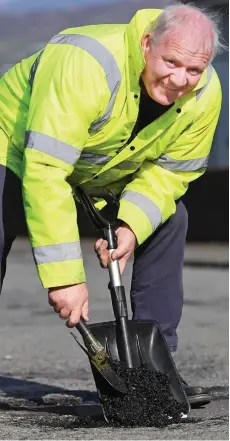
[25,131,81,166]
[115,161,140,170]
[154,154,208,171]
[80,152,111,165]
[33,242,82,265]
[90,81,120,132]
[49,33,121,131]
[196,65,213,101]
[80,153,140,170]
[120,190,162,230]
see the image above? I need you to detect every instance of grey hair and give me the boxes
[146,2,228,61]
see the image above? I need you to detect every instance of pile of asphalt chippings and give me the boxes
[100,362,188,428]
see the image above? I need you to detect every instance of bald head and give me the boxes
[163,8,213,61]
[164,6,213,58]
[167,5,213,30]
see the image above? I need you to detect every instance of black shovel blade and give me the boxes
[88,320,189,412]
[70,331,127,394]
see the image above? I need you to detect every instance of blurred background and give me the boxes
[0,0,228,242]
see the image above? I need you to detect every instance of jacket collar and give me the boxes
[193,67,211,91]
[125,9,162,92]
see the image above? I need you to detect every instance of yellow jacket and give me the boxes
[0,9,222,287]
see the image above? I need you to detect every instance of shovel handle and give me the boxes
[108,251,122,286]
[76,318,104,355]
[74,186,119,230]
[76,318,91,338]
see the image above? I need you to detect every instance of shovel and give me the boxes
[74,186,190,418]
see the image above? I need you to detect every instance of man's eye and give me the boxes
[166,60,175,66]
[189,68,201,75]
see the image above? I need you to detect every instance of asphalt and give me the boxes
[0,237,228,440]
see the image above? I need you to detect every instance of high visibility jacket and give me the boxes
[0,9,221,288]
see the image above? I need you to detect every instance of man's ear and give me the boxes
[141,33,152,59]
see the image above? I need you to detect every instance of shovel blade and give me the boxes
[88,320,189,412]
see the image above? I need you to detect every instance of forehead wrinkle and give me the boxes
[165,44,210,67]
[160,26,213,60]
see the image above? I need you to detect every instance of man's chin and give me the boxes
[150,91,174,106]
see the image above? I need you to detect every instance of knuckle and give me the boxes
[49,292,56,303]
[48,298,54,306]
[98,248,105,257]
[59,308,70,319]
[66,320,75,328]
[95,238,103,249]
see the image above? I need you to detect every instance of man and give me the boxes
[0,3,222,407]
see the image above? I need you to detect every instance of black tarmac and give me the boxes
[100,364,187,427]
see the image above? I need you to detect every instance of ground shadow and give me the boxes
[0,375,104,423]
[0,375,98,401]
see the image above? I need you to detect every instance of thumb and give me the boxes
[111,245,126,261]
[118,257,127,275]
[82,300,89,322]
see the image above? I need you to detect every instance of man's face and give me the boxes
[141,27,212,105]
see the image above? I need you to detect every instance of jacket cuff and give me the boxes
[36,259,86,288]
[118,199,154,245]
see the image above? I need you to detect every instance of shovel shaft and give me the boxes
[104,225,134,368]
[110,285,128,318]
[108,250,122,286]
[76,318,91,338]
[117,317,133,368]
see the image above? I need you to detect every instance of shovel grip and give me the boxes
[110,285,128,318]
[76,318,91,338]
[76,319,104,355]
[108,251,122,286]
[103,225,117,249]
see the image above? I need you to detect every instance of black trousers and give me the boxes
[131,199,188,351]
[0,165,25,289]
[0,165,188,351]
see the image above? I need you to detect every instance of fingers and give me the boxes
[111,239,134,261]
[66,308,81,328]
[111,245,126,261]
[66,300,89,327]
[94,238,103,251]
[94,238,109,268]
[111,225,136,261]
[59,307,70,319]
[48,285,89,327]
[94,239,108,255]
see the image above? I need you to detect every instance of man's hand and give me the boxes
[48,283,89,327]
[94,223,136,274]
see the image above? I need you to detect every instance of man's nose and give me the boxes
[170,68,188,87]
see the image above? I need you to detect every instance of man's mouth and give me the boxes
[160,82,179,91]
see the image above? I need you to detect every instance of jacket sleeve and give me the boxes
[118,94,222,246]
[22,43,109,288]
